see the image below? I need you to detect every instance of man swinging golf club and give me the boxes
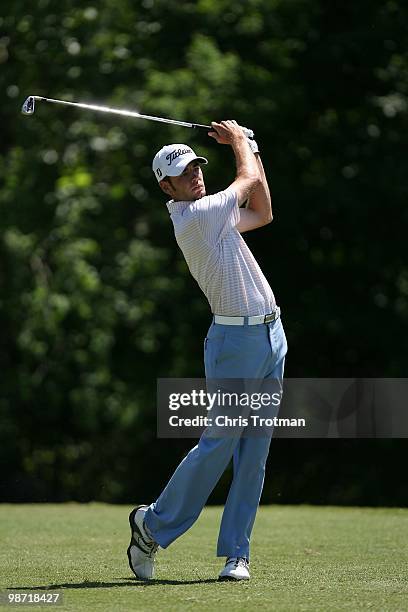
[127,120,288,581]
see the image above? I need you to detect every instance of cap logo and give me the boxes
[166,148,192,166]
[156,168,162,177]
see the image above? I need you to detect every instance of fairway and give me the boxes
[0,504,407,611]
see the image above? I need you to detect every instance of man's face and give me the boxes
[160,161,206,201]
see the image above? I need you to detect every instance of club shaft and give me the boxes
[29,96,211,130]
[22,95,254,138]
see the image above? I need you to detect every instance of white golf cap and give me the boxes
[152,144,208,182]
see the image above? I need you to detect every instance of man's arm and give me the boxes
[236,153,273,233]
[208,121,261,205]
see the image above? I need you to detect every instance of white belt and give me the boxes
[214,306,281,326]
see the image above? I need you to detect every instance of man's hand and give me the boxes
[208,120,248,146]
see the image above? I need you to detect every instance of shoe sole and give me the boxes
[218,575,250,582]
[127,504,150,579]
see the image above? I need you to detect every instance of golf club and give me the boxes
[21,95,254,138]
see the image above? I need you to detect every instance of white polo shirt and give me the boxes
[166,188,276,317]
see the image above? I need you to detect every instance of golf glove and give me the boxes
[241,126,254,138]
[247,137,260,155]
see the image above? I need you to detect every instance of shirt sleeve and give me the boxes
[193,188,240,245]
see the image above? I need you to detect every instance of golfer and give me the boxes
[127,120,287,581]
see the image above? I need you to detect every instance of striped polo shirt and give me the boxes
[166,188,276,317]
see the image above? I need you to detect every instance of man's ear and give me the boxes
[159,179,173,197]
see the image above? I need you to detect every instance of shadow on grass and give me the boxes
[8,577,220,590]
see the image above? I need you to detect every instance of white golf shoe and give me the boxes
[218,557,250,581]
[127,505,159,580]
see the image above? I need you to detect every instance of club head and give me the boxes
[21,96,35,115]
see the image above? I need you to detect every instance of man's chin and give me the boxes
[192,187,206,199]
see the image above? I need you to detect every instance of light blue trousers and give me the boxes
[145,316,287,560]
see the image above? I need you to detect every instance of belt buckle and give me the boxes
[264,312,275,324]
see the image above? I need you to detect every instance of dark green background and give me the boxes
[1,1,407,505]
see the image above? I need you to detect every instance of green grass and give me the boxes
[0,504,407,611]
